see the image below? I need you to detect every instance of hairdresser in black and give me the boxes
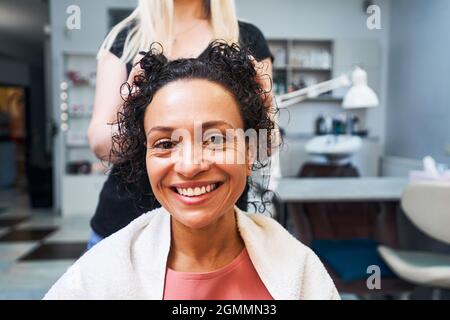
[87,0,273,249]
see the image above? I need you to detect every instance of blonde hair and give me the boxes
[97,0,239,64]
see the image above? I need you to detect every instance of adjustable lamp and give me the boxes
[275,67,379,109]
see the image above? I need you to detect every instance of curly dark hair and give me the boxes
[111,40,278,213]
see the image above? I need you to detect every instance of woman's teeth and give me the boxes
[176,184,217,197]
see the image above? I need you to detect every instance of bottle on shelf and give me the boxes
[315,114,327,135]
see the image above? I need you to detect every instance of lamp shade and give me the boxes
[342,67,379,109]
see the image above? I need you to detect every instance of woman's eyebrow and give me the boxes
[146,126,174,137]
[202,120,235,130]
[147,121,235,136]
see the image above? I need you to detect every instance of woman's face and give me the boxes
[144,79,251,229]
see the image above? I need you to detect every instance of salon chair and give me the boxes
[378,182,450,299]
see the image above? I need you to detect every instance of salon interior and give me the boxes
[0,0,449,300]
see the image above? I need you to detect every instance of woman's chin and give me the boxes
[169,208,222,230]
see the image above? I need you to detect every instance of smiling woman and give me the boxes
[43,41,339,300]
[112,41,274,224]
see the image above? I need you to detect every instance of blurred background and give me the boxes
[0,0,449,300]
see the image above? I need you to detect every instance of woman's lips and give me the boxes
[171,182,223,206]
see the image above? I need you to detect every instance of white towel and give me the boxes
[44,206,339,300]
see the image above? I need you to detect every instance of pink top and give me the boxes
[163,248,274,300]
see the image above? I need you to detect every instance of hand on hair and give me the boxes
[121,53,146,97]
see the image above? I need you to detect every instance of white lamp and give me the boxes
[275,66,379,109]
[342,67,379,109]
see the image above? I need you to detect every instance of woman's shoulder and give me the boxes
[238,20,266,46]
[238,20,263,34]
[109,23,133,59]
[238,20,273,62]
[239,20,272,38]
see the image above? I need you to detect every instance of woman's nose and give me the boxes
[173,144,211,178]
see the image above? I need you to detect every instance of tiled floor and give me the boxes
[0,189,90,300]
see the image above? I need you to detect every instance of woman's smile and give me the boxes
[169,181,225,206]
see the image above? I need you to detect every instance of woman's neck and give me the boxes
[173,0,207,22]
[168,207,244,272]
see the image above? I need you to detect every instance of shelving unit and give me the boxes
[61,53,97,170]
[57,52,108,216]
[49,3,140,217]
[268,39,338,101]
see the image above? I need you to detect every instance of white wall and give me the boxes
[49,0,136,54]
[386,0,450,165]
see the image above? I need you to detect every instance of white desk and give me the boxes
[275,177,409,203]
[273,177,409,246]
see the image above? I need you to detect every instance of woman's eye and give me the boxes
[153,140,175,150]
[204,134,225,147]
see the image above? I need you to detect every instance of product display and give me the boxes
[290,48,331,69]
[270,39,334,97]
[315,114,327,135]
[66,70,96,86]
[313,114,368,137]
[62,54,98,179]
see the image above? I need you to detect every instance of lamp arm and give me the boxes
[276,74,352,108]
